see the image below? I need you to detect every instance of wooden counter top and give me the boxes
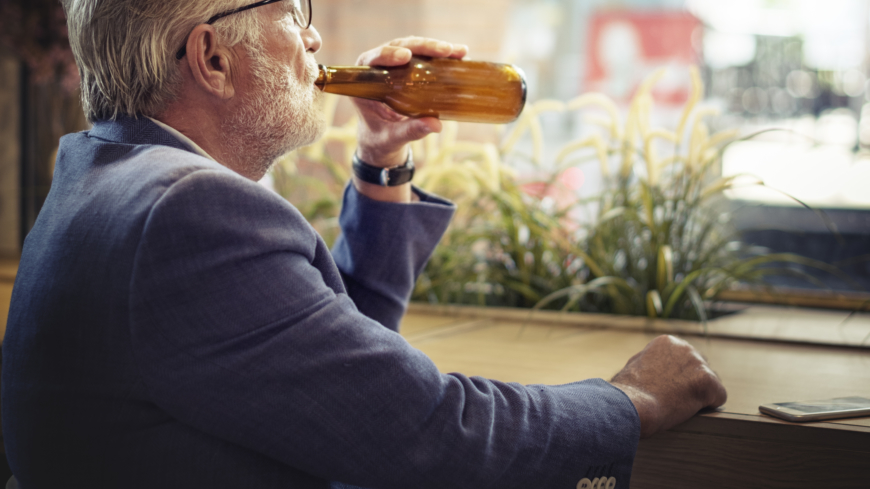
[400,307,870,488]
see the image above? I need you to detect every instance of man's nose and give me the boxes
[303,23,322,54]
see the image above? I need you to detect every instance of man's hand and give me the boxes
[610,335,727,438]
[351,37,468,203]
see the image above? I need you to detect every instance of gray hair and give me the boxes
[62,0,265,122]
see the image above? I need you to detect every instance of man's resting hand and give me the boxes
[610,335,728,438]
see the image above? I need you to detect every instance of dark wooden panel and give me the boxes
[691,413,870,449]
[632,415,870,489]
[0,48,20,257]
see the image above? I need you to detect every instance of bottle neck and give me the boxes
[315,64,393,100]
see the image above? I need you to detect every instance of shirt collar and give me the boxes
[145,116,217,162]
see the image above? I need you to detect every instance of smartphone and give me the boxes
[759,396,870,422]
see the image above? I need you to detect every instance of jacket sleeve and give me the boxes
[331,184,454,331]
[129,169,641,489]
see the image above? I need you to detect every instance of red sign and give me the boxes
[585,11,702,104]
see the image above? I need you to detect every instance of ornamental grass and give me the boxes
[273,68,849,321]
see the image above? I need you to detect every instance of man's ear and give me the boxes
[184,24,236,100]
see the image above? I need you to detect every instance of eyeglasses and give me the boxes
[176,0,313,60]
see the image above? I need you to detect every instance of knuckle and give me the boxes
[650,334,670,345]
[652,334,685,351]
[665,334,688,346]
[397,36,419,45]
[408,125,426,140]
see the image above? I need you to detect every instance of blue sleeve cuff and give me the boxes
[332,184,455,330]
[553,378,641,489]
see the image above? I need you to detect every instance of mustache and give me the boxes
[305,55,319,84]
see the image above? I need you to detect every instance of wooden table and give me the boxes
[401,305,870,489]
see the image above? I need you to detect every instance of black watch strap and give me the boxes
[352,150,415,187]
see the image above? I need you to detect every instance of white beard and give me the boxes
[222,47,326,178]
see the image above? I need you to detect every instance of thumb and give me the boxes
[394,117,441,143]
[700,366,728,408]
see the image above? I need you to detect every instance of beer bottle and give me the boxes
[315,56,527,124]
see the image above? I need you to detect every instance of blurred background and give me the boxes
[0,0,868,480]
[1,0,869,289]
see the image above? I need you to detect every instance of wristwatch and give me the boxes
[352,150,415,187]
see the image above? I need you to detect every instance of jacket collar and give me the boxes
[88,115,193,154]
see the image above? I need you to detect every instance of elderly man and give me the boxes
[2,0,726,488]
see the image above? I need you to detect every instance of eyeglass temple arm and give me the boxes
[175,0,310,60]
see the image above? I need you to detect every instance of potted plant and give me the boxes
[272,68,851,322]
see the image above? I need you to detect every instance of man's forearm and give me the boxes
[352,177,418,203]
[331,184,454,330]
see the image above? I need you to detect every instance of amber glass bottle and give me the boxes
[315,56,527,124]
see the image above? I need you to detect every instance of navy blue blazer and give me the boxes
[2,116,640,489]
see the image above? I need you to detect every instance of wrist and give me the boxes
[350,147,417,203]
[610,381,659,439]
[352,177,417,203]
[356,145,409,169]
[352,151,414,187]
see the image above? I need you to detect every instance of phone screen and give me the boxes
[774,396,870,413]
